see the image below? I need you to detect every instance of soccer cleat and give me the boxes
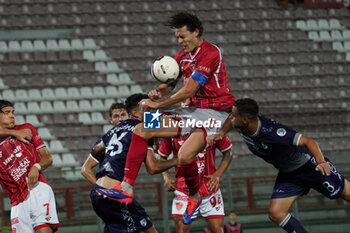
[182,197,202,225]
[96,184,133,204]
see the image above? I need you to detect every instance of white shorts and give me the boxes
[166,107,229,137]
[11,181,60,233]
[171,189,225,219]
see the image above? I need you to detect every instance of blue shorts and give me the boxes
[90,185,153,233]
[272,157,345,199]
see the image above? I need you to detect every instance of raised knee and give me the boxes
[268,208,286,224]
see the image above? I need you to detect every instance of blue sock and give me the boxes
[279,213,308,233]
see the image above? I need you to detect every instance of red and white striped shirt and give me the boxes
[158,135,232,197]
[0,124,48,206]
[174,40,235,111]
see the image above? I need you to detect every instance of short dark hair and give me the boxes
[0,100,13,112]
[167,11,203,37]
[109,102,126,117]
[234,98,259,119]
[125,93,149,114]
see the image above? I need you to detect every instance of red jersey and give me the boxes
[0,124,48,206]
[174,40,235,111]
[158,135,232,197]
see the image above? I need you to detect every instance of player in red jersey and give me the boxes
[159,134,232,232]
[0,100,59,233]
[99,12,235,223]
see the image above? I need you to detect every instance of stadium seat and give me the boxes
[119,73,134,84]
[26,102,41,114]
[306,19,318,30]
[78,112,92,124]
[308,31,320,41]
[46,39,59,50]
[331,30,343,41]
[41,88,56,100]
[49,140,68,153]
[0,79,7,90]
[79,100,92,112]
[91,112,105,124]
[8,41,21,52]
[66,100,79,112]
[13,102,26,114]
[71,39,84,50]
[130,85,143,94]
[62,153,80,167]
[27,89,42,101]
[58,39,71,50]
[83,38,99,49]
[344,42,350,52]
[52,154,65,167]
[15,115,25,125]
[296,20,307,31]
[33,40,46,51]
[343,30,350,40]
[319,31,331,41]
[106,86,119,98]
[332,42,345,52]
[15,89,29,100]
[106,73,119,84]
[91,99,105,111]
[25,114,43,127]
[0,41,8,52]
[38,127,55,140]
[104,99,116,109]
[118,85,131,97]
[53,101,66,113]
[67,87,80,99]
[80,86,93,99]
[21,40,34,51]
[54,87,68,100]
[329,19,344,30]
[92,86,106,98]
[317,19,330,30]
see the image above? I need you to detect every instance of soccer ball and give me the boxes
[151,55,179,83]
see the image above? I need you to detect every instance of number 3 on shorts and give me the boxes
[44,203,50,216]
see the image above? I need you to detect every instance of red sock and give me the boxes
[180,160,201,196]
[123,133,148,186]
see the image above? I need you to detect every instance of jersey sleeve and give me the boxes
[271,122,301,146]
[215,135,232,152]
[191,47,220,86]
[158,138,172,159]
[24,123,45,150]
[90,139,105,163]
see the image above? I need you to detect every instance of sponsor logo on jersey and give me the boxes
[140,218,147,227]
[10,158,30,181]
[197,160,205,174]
[14,145,23,158]
[3,153,15,166]
[276,128,287,137]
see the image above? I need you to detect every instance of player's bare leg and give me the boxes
[174,217,191,233]
[269,195,298,224]
[35,227,53,233]
[340,179,350,201]
[206,218,224,233]
[269,195,308,233]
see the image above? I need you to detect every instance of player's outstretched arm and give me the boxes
[298,135,331,176]
[81,142,104,184]
[205,149,233,191]
[207,113,234,145]
[28,147,53,189]
[143,77,200,109]
[145,149,178,175]
[0,127,32,144]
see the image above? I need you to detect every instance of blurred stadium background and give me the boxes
[0,0,349,232]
